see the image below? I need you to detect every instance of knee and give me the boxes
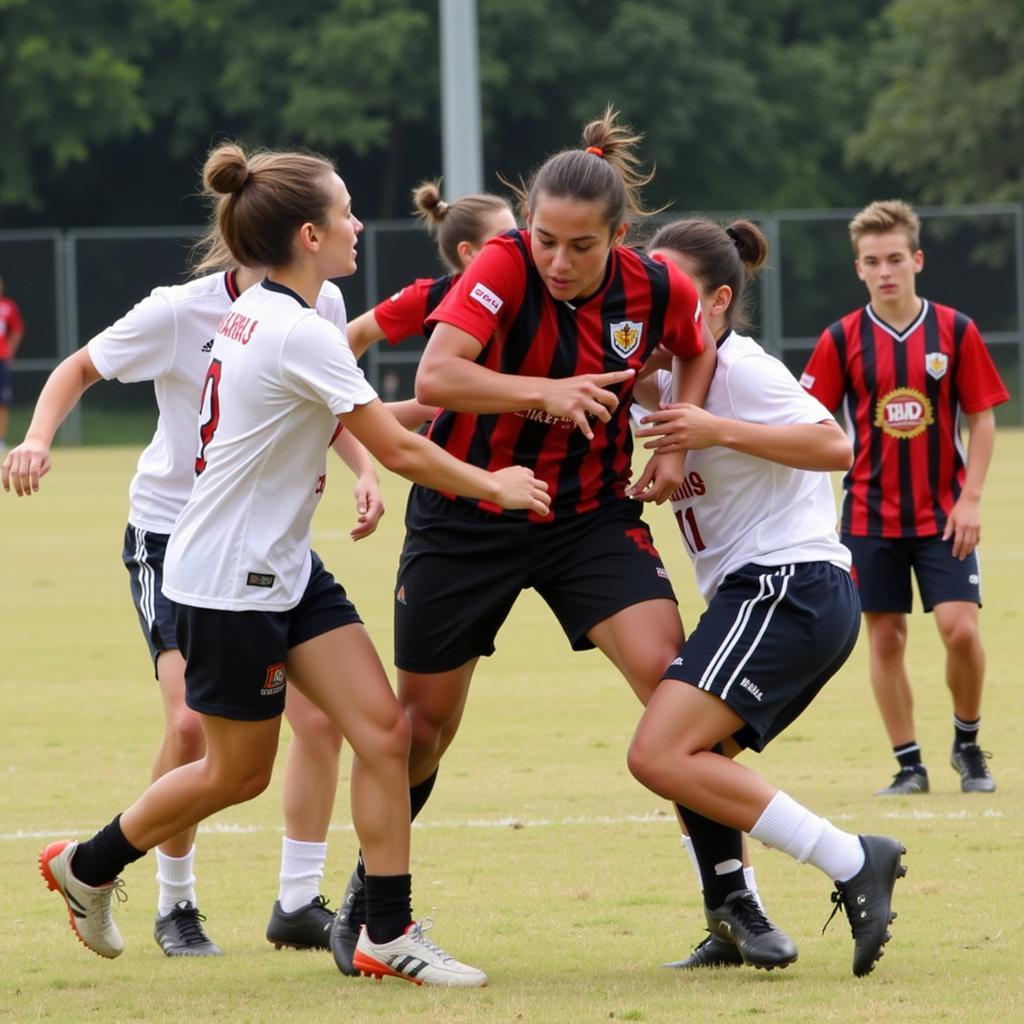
[167,706,205,762]
[626,733,671,798]
[290,708,343,760]
[869,620,908,659]
[404,700,452,752]
[938,615,980,656]
[216,760,275,804]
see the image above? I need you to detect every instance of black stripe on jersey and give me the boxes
[423,274,455,336]
[828,322,857,533]
[923,306,945,527]
[949,311,971,504]
[892,325,916,530]
[594,258,631,496]
[860,314,885,534]
[224,269,240,301]
[547,298,586,504]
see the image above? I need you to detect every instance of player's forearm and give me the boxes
[718,418,852,471]
[331,427,376,479]
[961,410,996,502]
[671,340,716,407]
[416,353,546,413]
[23,349,102,445]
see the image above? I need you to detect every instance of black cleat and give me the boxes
[705,890,798,970]
[875,765,929,796]
[330,868,366,976]
[951,743,996,793]
[663,933,744,969]
[154,901,222,957]
[266,895,334,950]
[825,834,907,977]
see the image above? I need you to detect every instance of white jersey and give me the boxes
[87,271,348,534]
[654,331,850,602]
[163,280,377,611]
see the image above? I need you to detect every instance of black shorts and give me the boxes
[395,486,677,673]
[662,561,860,752]
[842,533,982,613]
[122,524,178,676]
[172,552,362,721]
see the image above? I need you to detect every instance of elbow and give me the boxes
[376,436,415,476]
[833,439,854,471]
[414,364,446,407]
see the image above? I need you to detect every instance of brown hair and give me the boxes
[411,180,513,274]
[508,106,659,233]
[192,142,337,273]
[649,218,768,332]
[849,199,920,254]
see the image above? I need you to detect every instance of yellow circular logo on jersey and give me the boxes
[874,387,934,439]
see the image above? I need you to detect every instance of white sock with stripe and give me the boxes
[278,837,327,913]
[156,846,197,917]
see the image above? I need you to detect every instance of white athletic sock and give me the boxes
[278,837,327,913]
[749,791,865,883]
[742,865,765,910]
[156,847,197,917]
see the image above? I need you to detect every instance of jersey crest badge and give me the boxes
[874,387,934,439]
[610,320,644,359]
[925,352,949,380]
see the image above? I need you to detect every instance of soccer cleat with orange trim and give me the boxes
[39,840,126,959]
[352,920,487,987]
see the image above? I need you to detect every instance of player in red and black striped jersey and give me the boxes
[802,199,1008,797]
[345,181,517,429]
[328,109,718,975]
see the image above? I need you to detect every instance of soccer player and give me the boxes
[629,217,906,977]
[3,251,387,956]
[329,107,718,974]
[0,272,25,453]
[346,179,516,358]
[801,200,1008,796]
[33,142,549,985]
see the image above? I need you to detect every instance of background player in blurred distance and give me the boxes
[0,272,25,454]
[801,200,1008,796]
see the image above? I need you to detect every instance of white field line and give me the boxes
[0,806,1005,842]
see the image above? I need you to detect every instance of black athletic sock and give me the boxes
[893,741,923,770]
[675,803,746,910]
[364,873,413,944]
[70,814,146,887]
[953,715,980,750]
[410,768,439,822]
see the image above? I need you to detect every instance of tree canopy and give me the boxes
[0,0,1016,227]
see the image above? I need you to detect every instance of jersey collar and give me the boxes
[261,278,311,308]
[866,299,929,342]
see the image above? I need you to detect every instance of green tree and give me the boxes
[848,0,1024,203]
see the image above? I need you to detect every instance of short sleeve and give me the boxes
[425,234,527,347]
[374,279,433,344]
[800,329,846,412]
[726,352,834,426]
[86,290,177,383]
[954,319,1010,414]
[280,314,377,416]
[652,256,704,359]
[314,281,349,336]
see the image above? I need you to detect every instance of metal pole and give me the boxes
[440,0,483,198]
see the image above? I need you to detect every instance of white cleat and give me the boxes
[39,840,126,959]
[352,919,487,987]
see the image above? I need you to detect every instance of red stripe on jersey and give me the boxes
[804,302,1008,538]
[424,231,702,520]
[224,269,240,301]
[373,275,457,344]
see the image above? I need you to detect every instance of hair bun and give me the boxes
[204,144,251,197]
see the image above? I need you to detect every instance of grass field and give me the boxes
[2,438,1023,1023]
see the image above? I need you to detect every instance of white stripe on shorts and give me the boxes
[699,565,795,699]
[133,527,157,630]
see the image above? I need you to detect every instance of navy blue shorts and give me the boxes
[842,533,981,613]
[395,486,677,673]
[122,524,178,676]
[172,552,363,721]
[0,361,12,404]
[662,562,860,752]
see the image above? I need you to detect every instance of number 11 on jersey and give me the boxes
[674,506,705,554]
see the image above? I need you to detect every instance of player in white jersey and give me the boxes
[628,218,907,978]
[3,261,385,955]
[35,142,549,986]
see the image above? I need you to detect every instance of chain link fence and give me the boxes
[2,204,1020,445]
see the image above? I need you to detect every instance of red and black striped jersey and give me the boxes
[374,274,457,344]
[424,229,704,522]
[801,300,1009,538]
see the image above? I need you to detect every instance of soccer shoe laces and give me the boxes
[168,901,209,944]
[957,744,993,777]
[725,893,776,936]
[822,889,848,936]
[98,878,128,927]
[406,919,455,962]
